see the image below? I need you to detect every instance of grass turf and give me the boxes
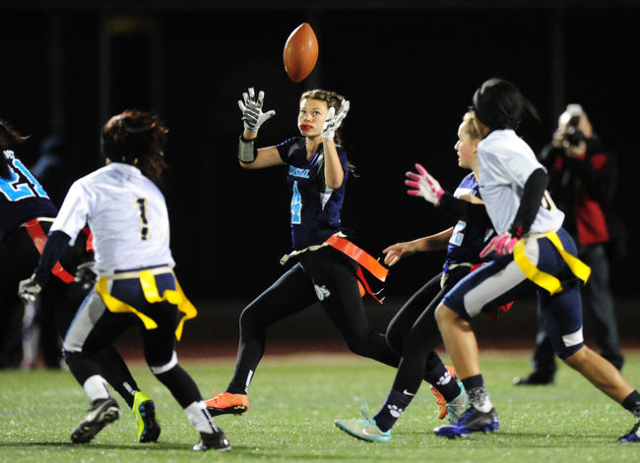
[1,350,639,462]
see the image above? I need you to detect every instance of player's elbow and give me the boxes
[239,160,256,170]
[326,174,344,189]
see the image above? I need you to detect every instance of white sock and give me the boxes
[184,401,219,434]
[83,375,110,402]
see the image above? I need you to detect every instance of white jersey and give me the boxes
[51,162,175,275]
[477,129,565,235]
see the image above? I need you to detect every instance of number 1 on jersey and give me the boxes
[136,197,149,240]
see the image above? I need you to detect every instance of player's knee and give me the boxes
[385,326,403,354]
[343,330,378,357]
[345,338,369,357]
[562,345,591,369]
[149,351,178,375]
[238,303,266,331]
[434,303,456,327]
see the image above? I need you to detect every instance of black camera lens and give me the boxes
[564,126,586,146]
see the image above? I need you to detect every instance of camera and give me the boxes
[563,115,587,147]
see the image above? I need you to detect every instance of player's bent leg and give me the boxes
[151,356,232,452]
[434,304,481,380]
[563,345,634,403]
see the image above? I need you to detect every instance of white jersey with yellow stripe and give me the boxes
[51,162,175,275]
[477,129,565,235]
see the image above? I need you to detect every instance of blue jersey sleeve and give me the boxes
[276,137,303,164]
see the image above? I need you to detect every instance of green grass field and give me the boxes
[2,350,640,462]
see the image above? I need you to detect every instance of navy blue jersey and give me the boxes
[0,150,57,242]
[276,137,348,250]
[444,172,493,271]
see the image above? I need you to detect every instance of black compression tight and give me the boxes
[386,270,465,395]
[228,247,427,394]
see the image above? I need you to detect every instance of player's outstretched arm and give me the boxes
[236,87,284,169]
[383,227,453,266]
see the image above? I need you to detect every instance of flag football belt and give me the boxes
[280,232,389,304]
[96,266,197,341]
[513,231,591,295]
[23,218,75,284]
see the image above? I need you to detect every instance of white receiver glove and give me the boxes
[238,87,276,133]
[322,99,350,140]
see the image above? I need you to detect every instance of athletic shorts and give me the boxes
[442,228,585,358]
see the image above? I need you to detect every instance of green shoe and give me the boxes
[335,404,391,443]
[132,391,161,443]
[446,382,469,424]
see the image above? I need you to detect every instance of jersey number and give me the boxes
[291,181,302,225]
[0,158,49,202]
[136,198,149,240]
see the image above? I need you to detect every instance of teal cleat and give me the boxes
[446,383,470,423]
[335,404,391,443]
[132,391,161,443]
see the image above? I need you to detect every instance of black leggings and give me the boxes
[385,268,468,395]
[227,247,443,393]
[64,281,201,409]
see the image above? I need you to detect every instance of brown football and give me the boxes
[283,23,319,83]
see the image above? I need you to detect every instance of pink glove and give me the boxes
[479,232,519,258]
[405,163,444,206]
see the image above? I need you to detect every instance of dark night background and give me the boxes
[2,0,639,353]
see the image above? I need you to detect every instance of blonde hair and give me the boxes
[461,111,481,141]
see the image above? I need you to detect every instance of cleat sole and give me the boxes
[71,406,119,444]
[138,401,161,443]
[335,421,373,443]
[435,420,499,439]
[206,404,248,417]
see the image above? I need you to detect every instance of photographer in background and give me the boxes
[514,104,625,385]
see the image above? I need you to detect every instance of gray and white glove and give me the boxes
[322,99,350,140]
[18,274,42,303]
[75,261,97,291]
[238,87,276,132]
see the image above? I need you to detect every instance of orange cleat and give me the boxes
[205,391,249,417]
[430,365,457,420]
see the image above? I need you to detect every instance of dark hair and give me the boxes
[101,109,168,186]
[472,78,540,130]
[0,120,29,179]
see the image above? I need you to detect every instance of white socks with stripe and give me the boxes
[184,401,219,434]
[83,375,111,403]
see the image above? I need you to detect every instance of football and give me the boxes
[283,23,319,83]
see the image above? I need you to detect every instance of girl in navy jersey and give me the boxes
[335,111,496,442]
[414,78,640,442]
[1,120,57,368]
[19,110,230,451]
[205,88,456,417]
